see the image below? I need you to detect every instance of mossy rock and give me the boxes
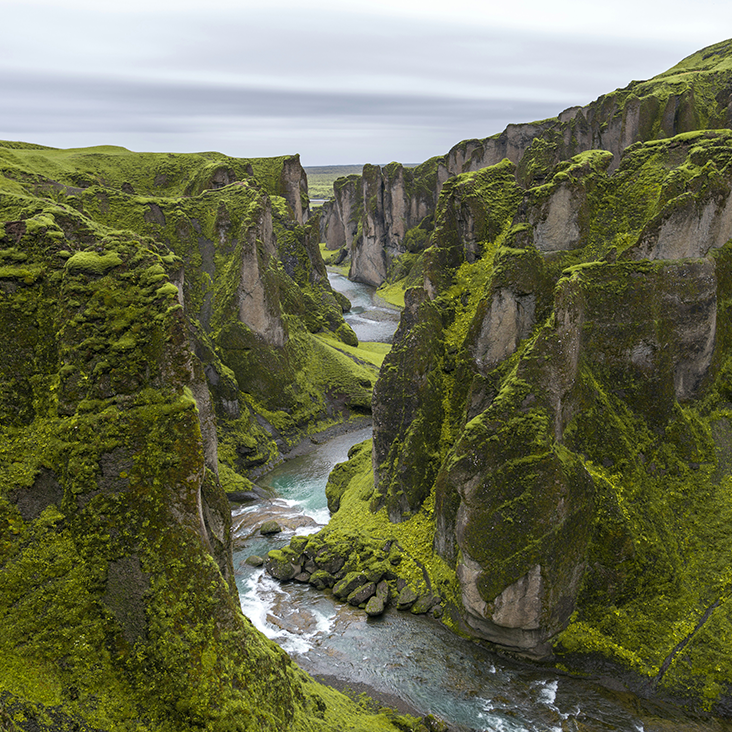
[333,572,369,600]
[347,582,377,606]
[410,595,435,615]
[396,586,419,610]
[336,322,359,347]
[265,549,299,581]
[365,596,386,617]
[260,519,282,535]
[308,570,336,590]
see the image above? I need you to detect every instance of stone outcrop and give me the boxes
[320,160,441,285]
[365,41,732,712]
[235,196,287,348]
[279,154,310,225]
[323,39,732,287]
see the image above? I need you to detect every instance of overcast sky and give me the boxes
[2,0,731,166]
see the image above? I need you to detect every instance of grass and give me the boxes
[314,333,391,369]
[318,242,349,271]
[375,281,407,309]
[305,166,364,200]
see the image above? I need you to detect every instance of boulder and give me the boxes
[303,558,317,574]
[333,572,369,600]
[265,550,298,582]
[347,582,376,606]
[365,596,386,617]
[290,535,309,554]
[314,548,346,575]
[364,564,386,585]
[259,520,282,535]
[308,570,336,590]
[245,555,264,567]
[410,595,435,615]
[396,586,418,610]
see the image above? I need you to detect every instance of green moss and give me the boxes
[314,333,391,370]
[65,251,123,276]
[375,280,406,308]
[296,438,460,615]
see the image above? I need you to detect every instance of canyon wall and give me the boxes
[0,143,404,731]
[323,39,732,287]
[366,40,732,712]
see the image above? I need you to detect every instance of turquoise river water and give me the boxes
[231,274,713,732]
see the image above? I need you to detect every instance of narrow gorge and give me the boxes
[4,37,732,732]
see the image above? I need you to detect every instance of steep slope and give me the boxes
[301,40,732,715]
[322,38,732,289]
[0,144,413,731]
[0,143,372,482]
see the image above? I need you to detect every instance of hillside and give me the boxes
[273,39,732,715]
[0,143,417,731]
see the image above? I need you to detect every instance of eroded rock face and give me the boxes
[322,175,361,251]
[473,289,536,372]
[237,198,287,348]
[437,251,724,657]
[372,287,445,521]
[280,154,310,225]
[324,42,732,290]
[321,162,440,285]
[530,185,583,253]
[373,116,732,691]
[630,189,732,261]
[351,166,389,286]
[491,565,543,630]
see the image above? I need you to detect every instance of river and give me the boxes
[230,275,703,732]
[327,270,401,343]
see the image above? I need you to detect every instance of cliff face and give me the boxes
[324,39,732,287]
[21,146,370,480]
[320,160,440,286]
[0,144,406,731]
[368,40,732,711]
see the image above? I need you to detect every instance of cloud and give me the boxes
[0,69,565,162]
[2,0,730,163]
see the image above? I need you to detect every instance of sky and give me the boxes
[1,0,731,166]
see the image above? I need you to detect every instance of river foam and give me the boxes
[239,567,336,655]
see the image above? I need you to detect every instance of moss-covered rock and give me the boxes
[364,596,385,617]
[325,439,370,513]
[260,520,282,535]
[0,143,416,732]
[365,56,732,713]
[371,288,445,522]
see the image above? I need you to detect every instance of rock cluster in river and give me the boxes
[265,535,444,619]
